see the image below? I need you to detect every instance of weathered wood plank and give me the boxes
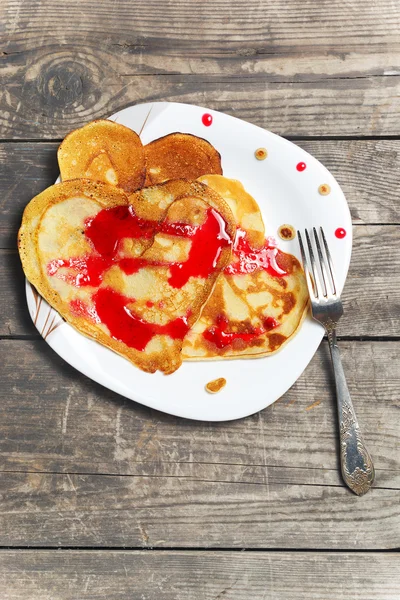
[2,225,399,337]
[2,1,399,137]
[2,70,400,138]
[1,141,399,250]
[298,140,400,225]
[0,550,399,599]
[1,340,399,490]
[0,250,38,336]
[0,470,398,548]
[4,0,399,52]
[0,143,59,248]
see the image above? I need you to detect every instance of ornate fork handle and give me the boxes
[327,328,375,495]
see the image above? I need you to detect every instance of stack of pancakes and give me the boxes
[19,119,308,374]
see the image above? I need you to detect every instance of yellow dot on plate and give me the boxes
[278,224,296,241]
[255,147,267,160]
[205,377,227,394]
[318,183,331,196]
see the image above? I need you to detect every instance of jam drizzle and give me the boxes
[225,228,287,277]
[203,227,287,350]
[85,205,154,258]
[48,206,231,289]
[47,204,232,351]
[168,209,231,288]
[203,314,278,349]
[93,288,190,352]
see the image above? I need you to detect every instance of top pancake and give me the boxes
[58,120,146,193]
[182,175,309,360]
[19,179,236,374]
[144,133,223,185]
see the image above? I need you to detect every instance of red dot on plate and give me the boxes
[296,162,307,172]
[202,113,213,126]
[335,228,346,239]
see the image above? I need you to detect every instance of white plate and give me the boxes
[26,102,352,421]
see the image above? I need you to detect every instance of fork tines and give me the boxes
[297,227,337,301]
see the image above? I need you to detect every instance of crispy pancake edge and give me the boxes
[58,119,146,193]
[144,132,223,185]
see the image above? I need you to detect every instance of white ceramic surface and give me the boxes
[26,101,352,421]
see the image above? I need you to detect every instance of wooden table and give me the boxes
[1,0,399,597]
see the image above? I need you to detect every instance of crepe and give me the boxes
[144,133,222,185]
[58,120,146,193]
[182,175,309,360]
[18,179,235,374]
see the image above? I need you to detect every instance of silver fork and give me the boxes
[298,227,375,496]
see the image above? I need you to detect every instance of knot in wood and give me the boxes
[41,63,84,107]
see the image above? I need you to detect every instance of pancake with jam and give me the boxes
[18,179,235,374]
[58,120,146,193]
[182,175,309,360]
[144,133,222,185]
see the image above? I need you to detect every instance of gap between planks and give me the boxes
[0,547,398,553]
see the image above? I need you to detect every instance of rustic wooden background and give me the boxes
[1,0,399,598]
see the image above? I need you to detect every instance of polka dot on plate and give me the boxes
[278,224,296,240]
[318,184,331,196]
[296,162,306,172]
[335,228,346,239]
[202,113,213,126]
[255,147,267,160]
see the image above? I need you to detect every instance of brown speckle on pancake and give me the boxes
[269,333,287,351]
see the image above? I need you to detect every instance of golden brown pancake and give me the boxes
[19,179,235,374]
[144,133,222,186]
[182,175,309,360]
[58,120,146,193]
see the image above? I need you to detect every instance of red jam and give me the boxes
[296,161,306,172]
[48,206,231,289]
[70,298,100,322]
[47,204,232,351]
[47,255,111,287]
[85,205,154,258]
[93,288,190,351]
[203,314,278,349]
[168,209,231,287]
[203,229,284,349]
[225,228,287,277]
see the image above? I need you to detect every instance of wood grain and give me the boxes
[0,469,399,548]
[1,550,399,599]
[1,339,399,488]
[1,140,399,251]
[4,0,399,48]
[2,225,399,337]
[2,0,399,567]
[2,0,400,138]
[2,69,400,138]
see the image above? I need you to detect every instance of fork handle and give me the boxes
[327,329,375,495]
